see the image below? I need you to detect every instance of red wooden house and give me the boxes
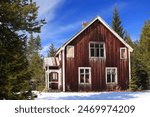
[44,16,133,92]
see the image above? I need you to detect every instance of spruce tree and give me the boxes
[0,0,45,99]
[112,6,125,39]
[129,39,149,91]
[129,41,140,91]
[139,20,150,89]
[47,43,56,57]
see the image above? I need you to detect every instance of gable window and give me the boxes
[120,47,127,59]
[89,42,105,58]
[78,67,91,84]
[106,67,117,84]
[67,46,74,58]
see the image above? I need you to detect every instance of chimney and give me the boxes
[82,21,87,28]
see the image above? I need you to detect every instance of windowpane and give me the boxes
[90,48,94,57]
[121,49,125,58]
[67,46,74,58]
[90,43,94,48]
[112,69,116,74]
[80,69,84,74]
[107,74,111,83]
[80,74,84,83]
[96,48,99,57]
[107,69,111,74]
[112,74,115,82]
[85,74,89,83]
[100,44,103,48]
[85,69,89,74]
[120,48,127,59]
[100,48,104,57]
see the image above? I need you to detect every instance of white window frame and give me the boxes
[66,45,74,58]
[89,41,105,58]
[120,47,127,59]
[106,67,117,84]
[78,67,91,84]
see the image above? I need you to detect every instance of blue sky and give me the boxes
[34,0,150,56]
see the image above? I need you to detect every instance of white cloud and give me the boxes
[40,44,49,56]
[34,0,65,22]
[43,20,82,39]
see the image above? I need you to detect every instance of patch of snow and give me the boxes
[35,90,150,100]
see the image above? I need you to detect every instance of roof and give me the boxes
[44,57,59,67]
[56,16,133,55]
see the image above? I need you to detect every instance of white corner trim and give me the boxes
[62,49,65,92]
[128,51,131,81]
[58,69,61,90]
[56,16,133,55]
[48,71,50,90]
[45,72,47,89]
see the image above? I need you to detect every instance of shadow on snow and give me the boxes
[37,91,148,100]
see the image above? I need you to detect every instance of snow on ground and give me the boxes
[35,90,150,100]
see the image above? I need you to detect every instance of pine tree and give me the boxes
[27,35,44,91]
[47,43,56,57]
[112,6,125,39]
[139,20,150,89]
[0,0,45,99]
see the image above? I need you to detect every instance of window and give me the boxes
[106,67,117,84]
[120,47,127,59]
[78,67,91,84]
[67,46,74,58]
[89,42,105,58]
[52,72,58,80]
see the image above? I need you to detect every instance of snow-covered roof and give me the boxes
[56,16,133,55]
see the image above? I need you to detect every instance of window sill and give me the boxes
[89,57,105,59]
[106,83,117,85]
[120,58,127,60]
[79,83,91,85]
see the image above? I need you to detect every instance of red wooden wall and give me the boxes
[64,20,129,91]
